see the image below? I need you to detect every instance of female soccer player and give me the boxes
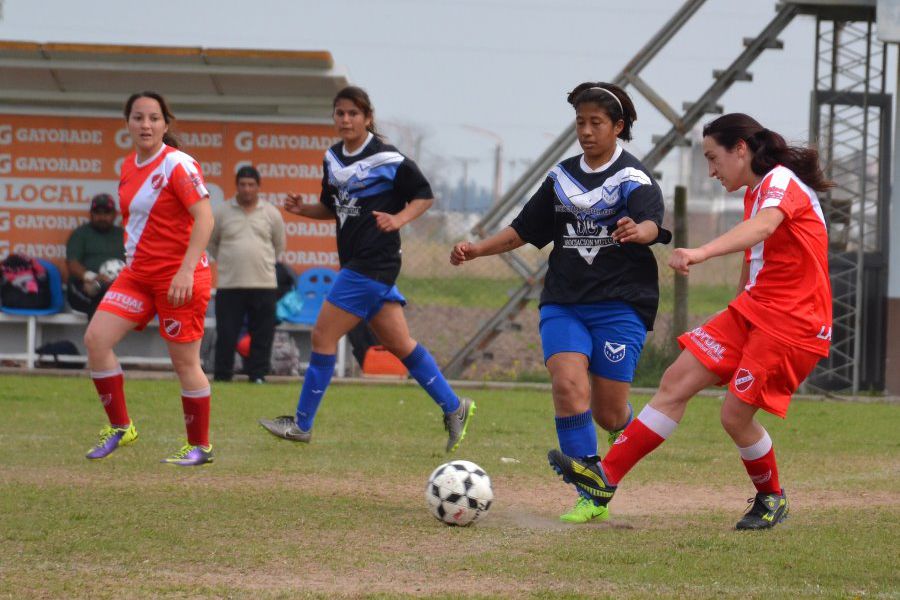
[259,86,474,452]
[83,91,215,466]
[548,113,833,530]
[451,82,671,523]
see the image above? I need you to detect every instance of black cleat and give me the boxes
[547,449,617,507]
[735,489,789,530]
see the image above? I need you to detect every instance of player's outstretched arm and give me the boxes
[284,193,334,220]
[372,198,432,233]
[450,226,526,266]
[669,207,784,275]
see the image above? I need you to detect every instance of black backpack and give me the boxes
[35,340,85,369]
[0,254,51,309]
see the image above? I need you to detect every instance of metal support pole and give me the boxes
[672,186,689,351]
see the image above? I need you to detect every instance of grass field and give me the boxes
[1,375,898,599]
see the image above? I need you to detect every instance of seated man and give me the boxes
[65,193,125,318]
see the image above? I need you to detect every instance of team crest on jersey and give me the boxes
[163,318,182,338]
[199,254,209,268]
[151,173,166,190]
[734,368,755,392]
[604,341,626,363]
[333,188,361,227]
[562,218,615,265]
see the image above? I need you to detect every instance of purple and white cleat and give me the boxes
[85,423,138,460]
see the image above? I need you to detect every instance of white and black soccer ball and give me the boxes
[98,258,125,280]
[425,460,493,526]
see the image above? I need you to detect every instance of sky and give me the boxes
[0,0,890,194]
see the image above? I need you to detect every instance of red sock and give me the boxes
[739,432,781,494]
[91,369,129,427]
[181,388,210,447]
[602,405,677,484]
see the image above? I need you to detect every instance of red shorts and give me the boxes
[677,306,821,418]
[97,267,211,343]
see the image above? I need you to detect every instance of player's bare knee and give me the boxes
[720,404,750,436]
[83,326,106,356]
[551,375,588,408]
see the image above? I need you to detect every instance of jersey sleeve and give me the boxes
[510,178,555,249]
[625,177,665,227]
[394,159,434,203]
[759,177,805,220]
[170,160,209,209]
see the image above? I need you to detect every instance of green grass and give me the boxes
[1,375,897,598]
[397,275,733,318]
[397,275,525,309]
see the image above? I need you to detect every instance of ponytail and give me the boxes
[703,113,833,192]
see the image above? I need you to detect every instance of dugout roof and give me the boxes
[0,41,349,120]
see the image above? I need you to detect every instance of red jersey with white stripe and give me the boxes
[729,165,832,356]
[118,145,210,281]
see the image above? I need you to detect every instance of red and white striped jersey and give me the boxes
[730,165,832,356]
[118,145,210,281]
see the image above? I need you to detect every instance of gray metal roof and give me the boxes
[0,41,349,120]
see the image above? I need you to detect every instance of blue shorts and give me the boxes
[326,268,406,321]
[539,301,647,382]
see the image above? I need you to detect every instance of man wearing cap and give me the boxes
[208,165,286,383]
[65,193,126,318]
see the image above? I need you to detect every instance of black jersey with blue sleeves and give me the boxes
[320,136,433,284]
[510,148,669,329]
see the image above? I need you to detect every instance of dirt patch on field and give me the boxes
[4,466,896,520]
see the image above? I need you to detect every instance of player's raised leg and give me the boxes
[83,310,139,459]
[369,301,474,453]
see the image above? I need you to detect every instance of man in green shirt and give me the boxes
[66,194,125,318]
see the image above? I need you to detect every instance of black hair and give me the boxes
[333,86,378,135]
[124,91,181,148]
[702,113,834,193]
[567,82,637,141]
[235,165,261,184]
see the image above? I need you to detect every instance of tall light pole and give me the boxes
[462,125,503,206]
[453,156,478,213]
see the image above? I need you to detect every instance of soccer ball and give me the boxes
[98,258,125,280]
[425,460,493,526]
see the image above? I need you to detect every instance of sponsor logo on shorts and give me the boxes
[689,327,725,363]
[817,325,832,341]
[100,393,112,406]
[151,173,166,190]
[734,368,755,393]
[604,341,626,363]
[163,318,182,338]
[103,291,145,314]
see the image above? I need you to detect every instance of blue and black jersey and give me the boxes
[511,146,671,329]
[320,134,433,285]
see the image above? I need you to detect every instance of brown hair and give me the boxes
[702,113,833,192]
[124,91,181,148]
[333,86,378,136]
[567,82,637,141]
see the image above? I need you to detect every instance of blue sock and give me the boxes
[295,352,336,431]
[401,344,460,414]
[612,401,634,433]
[555,410,598,459]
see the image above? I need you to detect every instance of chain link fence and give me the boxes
[395,186,744,384]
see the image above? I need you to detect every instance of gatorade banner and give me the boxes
[0,114,340,276]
